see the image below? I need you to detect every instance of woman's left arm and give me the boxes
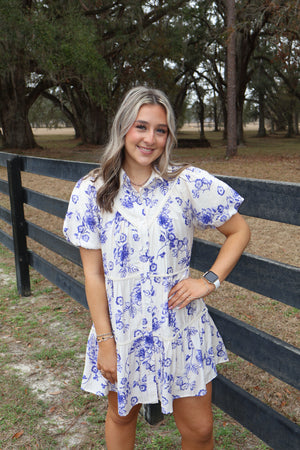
[168,213,251,310]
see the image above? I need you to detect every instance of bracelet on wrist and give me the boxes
[201,278,214,296]
[96,332,114,343]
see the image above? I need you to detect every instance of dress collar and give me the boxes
[120,168,164,190]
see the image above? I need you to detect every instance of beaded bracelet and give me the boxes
[96,333,114,343]
[97,332,113,337]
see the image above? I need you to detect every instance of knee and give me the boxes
[107,406,140,427]
[180,416,213,445]
[107,393,140,427]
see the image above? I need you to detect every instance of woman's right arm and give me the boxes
[80,247,117,384]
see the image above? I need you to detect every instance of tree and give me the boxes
[226,0,237,157]
[61,0,189,144]
[28,92,73,129]
[0,0,105,148]
[0,0,189,148]
[248,1,300,137]
[0,1,39,148]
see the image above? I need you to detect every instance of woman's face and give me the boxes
[123,104,168,172]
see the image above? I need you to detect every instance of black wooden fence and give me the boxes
[0,151,299,449]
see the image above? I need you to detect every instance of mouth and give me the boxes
[137,145,155,154]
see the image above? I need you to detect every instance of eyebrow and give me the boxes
[135,120,168,128]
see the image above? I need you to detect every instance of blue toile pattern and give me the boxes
[63,166,244,416]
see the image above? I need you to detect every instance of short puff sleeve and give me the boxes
[181,167,244,230]
[63,176,102,249]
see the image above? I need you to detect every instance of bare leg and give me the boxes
[173,382,214,450]
[105,391,141,450]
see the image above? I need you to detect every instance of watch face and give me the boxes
[204,271,219,284]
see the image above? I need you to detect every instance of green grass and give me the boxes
[135,415,181,449]
[0,283,20,302]
[29,129,300,163]
[0,243,11,257]
[32,346,77,366]
[176,129,300,159]
[0,363,55,448]
[284,307,299,318]
[0,261,13,274]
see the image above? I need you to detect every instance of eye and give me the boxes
[136,124,146,131]
[157,128,167,134]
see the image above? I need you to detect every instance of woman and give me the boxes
[64,86,250,449]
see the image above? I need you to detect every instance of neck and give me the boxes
[130,174,151,187]
[122,164,152,185]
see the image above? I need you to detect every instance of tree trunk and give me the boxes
[192,76,210,147]
[294,111,299,135]
[270,118,275,134]
[222,101,228,140]
[0,67,37,149]
[199,100,205,139]
[66,86,108,145]
[213,94,219,132]
[257,90,266,137]
[197,99,210,147]
[226,0,237,157]
[41,91,81,139]
[173,82,188,122]
[285,99,295,137]
[286,113,294,137]
[236,91,245,145]
[81,104,108,145]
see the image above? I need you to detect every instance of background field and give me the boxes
[0,129,299,448]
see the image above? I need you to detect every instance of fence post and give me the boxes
[142,403,164,425]
[7,156,31,296]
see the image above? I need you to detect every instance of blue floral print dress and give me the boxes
[63,166,244,416]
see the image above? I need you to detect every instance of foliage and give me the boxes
[29,94,72,128]
[0,0,299,149]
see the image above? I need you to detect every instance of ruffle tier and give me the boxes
[81,302,228,416]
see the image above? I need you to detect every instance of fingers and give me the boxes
[168,279,195,309]
[98,365,117,384]
[97,339,118,384]
[168,292,193,310]
[168,278,213,310]
[101,371,117,384]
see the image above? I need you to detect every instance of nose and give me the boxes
[144,129,155,145]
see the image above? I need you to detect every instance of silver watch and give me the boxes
[203,271,220,290]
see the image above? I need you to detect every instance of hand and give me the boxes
[97,338,118,384]
[168,277,214,310]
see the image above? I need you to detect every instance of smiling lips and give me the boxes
[137,145,155,154]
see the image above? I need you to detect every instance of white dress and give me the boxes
[63,166,244,416]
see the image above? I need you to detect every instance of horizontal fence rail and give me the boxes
[0,151,299,450]
[0,178,9,195]
[208,306,300,390]
[0,205,11,224]
[191,239,300,308]
[27,222,82,266]
[1,152,300,223]
[27,251,88,309]
[24,188,68,219]
[0,228,14,252]
[213,375,300,450]
[218,175,300,226]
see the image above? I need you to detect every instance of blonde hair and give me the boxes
[92,86,186,211]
